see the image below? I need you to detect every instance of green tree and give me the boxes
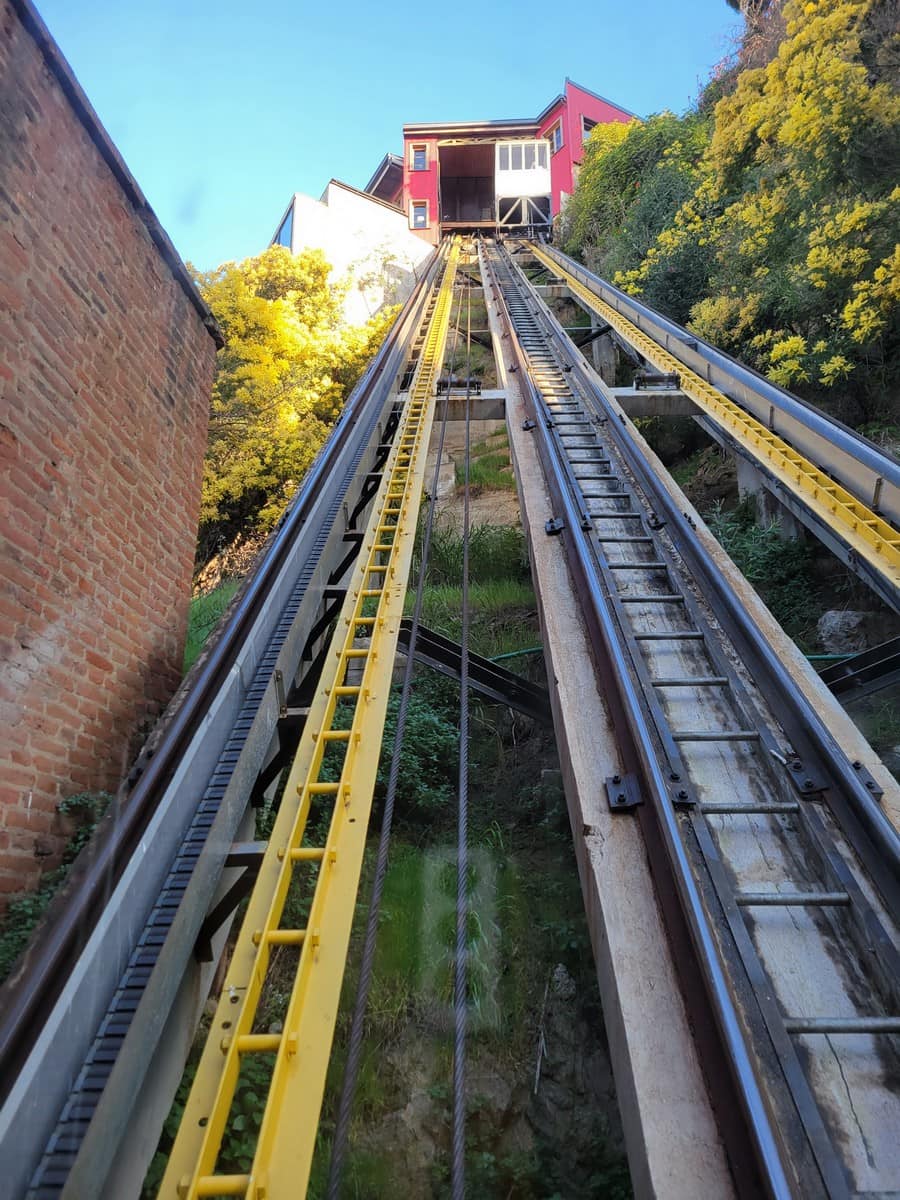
[194,246,396,558]
[561,112,711,287]
[579,0,899,422]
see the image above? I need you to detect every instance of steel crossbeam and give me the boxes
[159,241,461,1200]
[529,243,900,599]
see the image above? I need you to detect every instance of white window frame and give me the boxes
[548,122,564,154]
[410,143,428,171]
[410,199,429,230]
[496,140,550,172]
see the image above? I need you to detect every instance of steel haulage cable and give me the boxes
[326,278,466,1199]
[451,278,473,1200]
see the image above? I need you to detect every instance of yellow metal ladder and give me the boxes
[529,242,900,596]
[160,239,461,1199]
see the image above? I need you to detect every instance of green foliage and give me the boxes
[670,447,712,487]
[377,686,459,817]
[565,0,900,420]
[218,1055,274,1173]
[705,499,817,637]
[183,579,241,673]
[0,792,112,983]
[560,111,711,298]
[414,522,530,587]
[194,246,397,559]
[0,888,55,984]
[454,431,517,491]
[142,1052,274,1195]
[408,581,538,660]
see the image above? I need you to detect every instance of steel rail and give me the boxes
[483,240,793,1196]
[513,240,900,907]
[533,321,900,909]
[496,244,900,1195]
[531,242,900,526]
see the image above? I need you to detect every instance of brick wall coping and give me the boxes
[10,0,224,348]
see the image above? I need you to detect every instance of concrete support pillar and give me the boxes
[591,316,617,386]
[736,457,804,539]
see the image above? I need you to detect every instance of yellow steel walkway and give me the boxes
[529,243,900,598]
[160,240,461,1199]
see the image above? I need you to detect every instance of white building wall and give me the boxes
[282,184,432,326]
[494,141,551,199]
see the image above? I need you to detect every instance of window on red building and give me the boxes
[411,200,428,229]
[582,116,598,142]
[548,122,563,154]
[411,145,428,171]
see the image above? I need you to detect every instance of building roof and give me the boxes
[323,179,406,216]
[536,78,640,124]
[364,152,403,195]
[403,81,639,139]
[402,118,540,137]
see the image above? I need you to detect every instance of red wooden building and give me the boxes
[365,79,635,244]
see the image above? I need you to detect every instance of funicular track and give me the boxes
[0,231,898,1200]
[481,238,900,1198]
[0,243,458,1200]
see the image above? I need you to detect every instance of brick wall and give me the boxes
[0,0,220,897]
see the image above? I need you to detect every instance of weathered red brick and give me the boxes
[0,0,218,903]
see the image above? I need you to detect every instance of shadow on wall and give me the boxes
[349,241,424,321]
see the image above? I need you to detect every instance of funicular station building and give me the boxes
[271,79,635,320]
[365,79,635,242]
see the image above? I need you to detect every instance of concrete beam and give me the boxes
[441,389,505,421]
[534,284,571,300]
[590,318,617,386]
[611,387,699,419]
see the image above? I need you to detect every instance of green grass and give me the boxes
[414,522,529,587]
[409,522,537,658]
[406,580,538,659]
[704,499,817,642]
[458,455,517,491]
[183,579,241,673]
[455,433,516,491]
[670,447,709,488]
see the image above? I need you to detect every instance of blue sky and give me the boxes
[36,0,742,272]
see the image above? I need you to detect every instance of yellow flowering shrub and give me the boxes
[567,0,899,418]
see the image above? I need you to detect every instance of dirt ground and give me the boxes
[424,418,521,527]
